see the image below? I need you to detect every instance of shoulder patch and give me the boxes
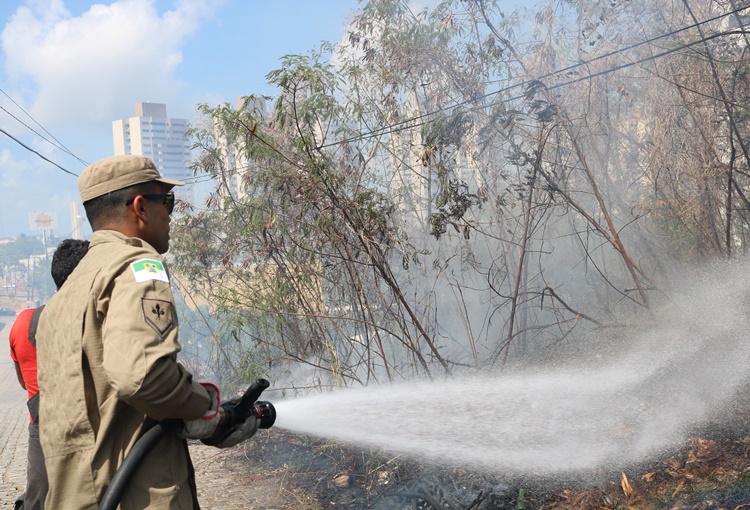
[142,298,174,336]
[130,259,169,283]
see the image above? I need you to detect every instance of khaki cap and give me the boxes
[78,155,185,203]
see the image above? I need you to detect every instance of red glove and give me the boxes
[177,383,221,439]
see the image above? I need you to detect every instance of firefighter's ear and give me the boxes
[128,195,150,223]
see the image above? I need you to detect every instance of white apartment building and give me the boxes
[112,102,193,201]
[216,97,267,202]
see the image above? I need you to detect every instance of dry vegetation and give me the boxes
[232,411,750,510]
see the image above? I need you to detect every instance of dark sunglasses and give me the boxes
[125,192,175,215]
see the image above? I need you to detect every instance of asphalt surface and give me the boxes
[0,320,33,508]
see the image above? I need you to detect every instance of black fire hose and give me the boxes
[98,379,276,510]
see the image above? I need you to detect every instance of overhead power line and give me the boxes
[322,4,750,148]
[0,104,89,167]
[0,88,89,167]
[0,127,78,177]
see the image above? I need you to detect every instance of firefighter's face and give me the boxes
[139,182,173,254]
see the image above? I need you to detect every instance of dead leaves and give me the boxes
[621,472,633,498]
[418,144,435,166]
[438,14,453,33]
[543,436,750,510]
[545,474,645,510]
[547,487,618,510]
[667,438,723,481]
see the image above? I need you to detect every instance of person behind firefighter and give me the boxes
[35,155,259,509]
[9,238,90,510]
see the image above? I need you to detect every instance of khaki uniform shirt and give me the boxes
[37,230,211,509]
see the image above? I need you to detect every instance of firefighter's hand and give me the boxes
[177,383,221,439]
[213,413,260,448]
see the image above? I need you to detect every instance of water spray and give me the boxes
[271,264,750,478]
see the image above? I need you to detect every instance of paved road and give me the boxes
[0,320,33,509]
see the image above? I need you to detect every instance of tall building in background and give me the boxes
[216,97,267,202]
[69,201,84,240]
[112,102,193,202]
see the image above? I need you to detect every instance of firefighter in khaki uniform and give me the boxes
[36,155,259,509]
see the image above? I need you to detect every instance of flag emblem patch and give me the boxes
[130,259,169,283]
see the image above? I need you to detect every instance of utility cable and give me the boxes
[0,104,89,167]
[0,87,88,166]
[327,26,749,145]
[0,127,78,177]
[483,1,750,86]
[321,4,750,148]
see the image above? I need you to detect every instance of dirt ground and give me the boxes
[184,393,750,510]
[192,429,398,510]
[193,424,750,510]
[190,428,452,510]
[190,441,292,509]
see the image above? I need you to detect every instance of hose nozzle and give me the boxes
[250,400,276,429]
[204,378,276,446]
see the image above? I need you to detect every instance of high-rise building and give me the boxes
[216,97,267,202]
[69,201,84,240]
[112,102,193,201]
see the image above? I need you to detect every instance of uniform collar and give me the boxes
[90,230,160,255]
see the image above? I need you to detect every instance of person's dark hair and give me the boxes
[83,181,156,230]
[51,239,90,289]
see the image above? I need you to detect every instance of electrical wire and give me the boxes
[321,4,750,148]
[0,127,78,177]
[330,25,748,144]
[484,2,749,86]
[0,104,89,167]
[0,87,88,166]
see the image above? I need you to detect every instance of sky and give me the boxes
[0,0,363,239]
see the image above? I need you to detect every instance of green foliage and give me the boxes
[430,179,479,240]
[0,234,45,264]
[421,110,473,150]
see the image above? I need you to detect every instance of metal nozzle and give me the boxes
[225,378,275,430]
[251,400,276,429]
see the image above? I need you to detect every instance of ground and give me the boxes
[191,417,750,509]
[190,442,292,509]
